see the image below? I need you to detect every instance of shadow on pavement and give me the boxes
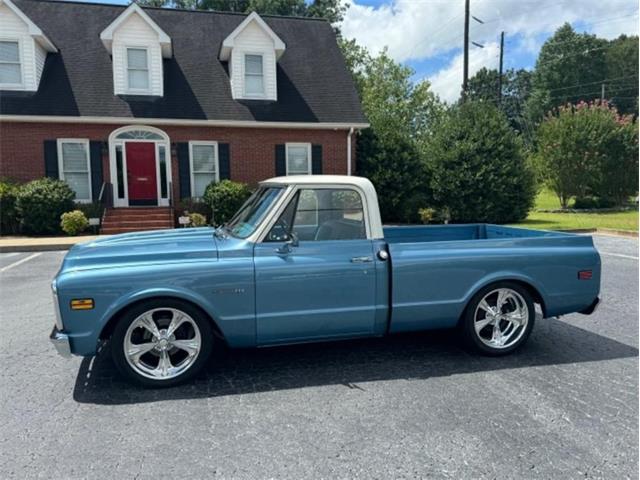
[73,318,638,405]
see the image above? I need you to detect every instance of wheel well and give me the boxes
[459,279,547,325]
[99,296,226,344]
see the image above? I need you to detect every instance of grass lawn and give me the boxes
[510,189,639,232]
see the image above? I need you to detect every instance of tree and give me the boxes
[135,0,347,26]
[467,67,533,137]
[534,101,638,207]
[525,24,608,123]
[424,101,535,223]
[605,35,639,116]
[339,44,442,222]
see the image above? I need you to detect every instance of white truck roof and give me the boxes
[260,175,384,240]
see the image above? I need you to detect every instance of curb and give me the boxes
[559,228,638,238]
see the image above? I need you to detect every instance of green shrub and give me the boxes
[176,198,211,220]
[60,210,89,236]
[573,197,617,209]
[75,202,104,220]
[418,207,436,224]
[203,180,252,226]
[0,180,21,235]
[16,178,75,234]
[357,130,431,223]
[424,101,536,224]
[188,212,207,227]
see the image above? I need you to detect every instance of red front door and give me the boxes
[126,142,157,205]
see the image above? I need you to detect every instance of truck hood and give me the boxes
[59,227,218,273]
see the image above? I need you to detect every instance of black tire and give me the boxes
[111,298,214,388]
[460,281,535,356]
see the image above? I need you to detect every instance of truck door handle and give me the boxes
[351,256,373,263]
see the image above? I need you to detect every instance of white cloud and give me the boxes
[342,0,639,101]
[428,41,500,103]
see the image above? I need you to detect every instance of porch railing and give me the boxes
[98,182,113,209]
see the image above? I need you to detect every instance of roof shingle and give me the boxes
[1,0,366,124]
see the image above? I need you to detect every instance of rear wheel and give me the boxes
[461,282,535,355]
[111,299,214,387]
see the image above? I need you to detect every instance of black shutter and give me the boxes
[312,144,323,174]
[275,144,286,176]
[177,142,191,199]
[44,140,58,179]
[89,141,103,202]
[219,143,230,180]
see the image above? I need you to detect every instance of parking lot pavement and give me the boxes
[0,235,637,479]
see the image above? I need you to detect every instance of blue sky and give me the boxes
[71,0,639,102]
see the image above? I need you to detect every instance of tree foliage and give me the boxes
[424,101,536,223]
[534,101,638,208]
[605,35,639,116]
[467,67,533,136]
[135,0,347,26]
[340,42,442,222]
[525,24,638,123]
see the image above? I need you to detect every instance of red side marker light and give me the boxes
[578,270,593,280]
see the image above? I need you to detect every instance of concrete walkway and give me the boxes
[0,235,101,252]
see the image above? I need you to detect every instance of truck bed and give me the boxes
[383,224,565,243]
[383,224,601,334]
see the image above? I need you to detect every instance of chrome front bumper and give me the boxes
[50,326,71,358]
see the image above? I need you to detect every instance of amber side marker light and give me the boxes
[578,270,593,280]
[70,299,94,310]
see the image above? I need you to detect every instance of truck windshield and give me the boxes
[223,187,283,239]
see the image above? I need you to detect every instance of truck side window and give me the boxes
[266,188,366,242]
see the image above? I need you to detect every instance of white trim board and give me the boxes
[0,115,369,130]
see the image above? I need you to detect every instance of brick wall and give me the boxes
[0,122,358,200]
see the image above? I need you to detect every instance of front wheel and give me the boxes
[461,282,535,355]
[111,299,214,387]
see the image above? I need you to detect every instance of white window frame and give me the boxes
[0,38,24,89]
[243,52,265,98]
[285,143,312,175]
[189,141,219,199]
[125,46,151,94]
[57,138,92,203]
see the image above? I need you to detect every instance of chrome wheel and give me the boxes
[473,288,529,349]
[123,308,202,380]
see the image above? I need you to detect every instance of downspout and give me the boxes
[347,127,354,175]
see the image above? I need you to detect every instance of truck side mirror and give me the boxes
[276,231,298,255]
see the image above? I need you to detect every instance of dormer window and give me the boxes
[220,12,285,101]
[0,40,22,86]
[100,3,171,97]
[0,0,57,91]
[126,47,150,91]
[244,54,264,97]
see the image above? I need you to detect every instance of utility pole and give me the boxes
[601,83,605,101]
[462,0,470,100]
[498,31,504,103]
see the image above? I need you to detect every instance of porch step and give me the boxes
[101,207,174,235]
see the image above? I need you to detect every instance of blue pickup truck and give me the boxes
[50,176,601,387]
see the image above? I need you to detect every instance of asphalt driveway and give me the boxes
[0,235,638,479]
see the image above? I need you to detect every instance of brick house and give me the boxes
[0,0,367,232]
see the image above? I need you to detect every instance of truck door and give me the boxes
[253,187,379,344]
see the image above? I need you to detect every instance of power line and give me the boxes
[544,74,639,93]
